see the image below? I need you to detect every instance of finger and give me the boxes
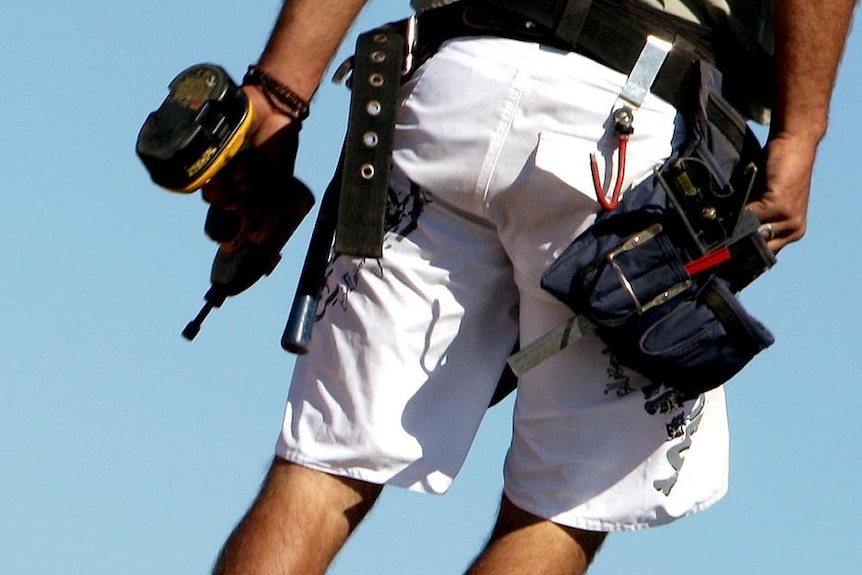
[202,155,253,204]
[204,205,242,243]
[767,237,786,255]
[757,222,777,241]
[745,198,775,225]
[759,222,795,255]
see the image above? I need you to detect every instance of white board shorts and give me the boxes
[277,37,730,532]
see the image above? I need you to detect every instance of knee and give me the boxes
[260,457,382,529]
[213,459,383,575]
[492,496,607,566]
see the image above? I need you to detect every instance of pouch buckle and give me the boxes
[606,223,692,314]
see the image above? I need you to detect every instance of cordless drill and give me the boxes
[136,63,314,340]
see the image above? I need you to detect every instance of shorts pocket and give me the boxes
[534,131,601,203]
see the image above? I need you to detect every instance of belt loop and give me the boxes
[554,0,592,45]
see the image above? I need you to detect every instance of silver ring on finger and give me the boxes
[758,222,775,241]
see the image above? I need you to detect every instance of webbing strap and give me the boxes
[416,0,709,111]
[702,283,760,355]
[554,0,592,46]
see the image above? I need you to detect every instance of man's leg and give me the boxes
[466,496,607,575]
[212,457,382,575]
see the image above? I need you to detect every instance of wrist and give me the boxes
[242,65,311,122]
[243,85,299,145]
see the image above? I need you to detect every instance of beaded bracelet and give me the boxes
[242,65,311,122]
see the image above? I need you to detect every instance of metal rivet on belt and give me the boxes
[360,164,375,179]
[702,207,717,220]
[370,51,386,63]
[366,100,382,116]
[373,33,388,43]
[369,73,385,87]
[362,131,379,148]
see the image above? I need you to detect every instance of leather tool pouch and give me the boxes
[541,60,775,399]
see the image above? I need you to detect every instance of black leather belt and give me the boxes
[414,0,719,110]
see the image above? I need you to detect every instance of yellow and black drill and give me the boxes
[136,63,314,340]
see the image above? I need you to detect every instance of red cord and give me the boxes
[592,137,628,211]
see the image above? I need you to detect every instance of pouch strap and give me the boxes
[702,282,760,355]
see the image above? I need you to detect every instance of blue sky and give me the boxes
[2,2,860,574]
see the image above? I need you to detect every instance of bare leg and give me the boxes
[213,457,382,575]
[466,496,607,575]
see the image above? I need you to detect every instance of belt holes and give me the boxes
[360,164,375,179]
[363,131,379,147]
[370,51,387,63]
[366,100,382,116]
[369,73,385,87]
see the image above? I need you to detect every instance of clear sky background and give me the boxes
[2,2,860,574]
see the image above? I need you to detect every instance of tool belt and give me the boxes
[323,0,775,400]
[537,59,774,399]
[413,0,713,110]
[411,0,771,115]
[335,0,772,257]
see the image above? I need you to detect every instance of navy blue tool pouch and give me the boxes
[541,61,775,399]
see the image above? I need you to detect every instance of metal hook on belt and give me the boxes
[589,34,674,211]
[591,106,634,211]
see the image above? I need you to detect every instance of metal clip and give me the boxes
[618,35,674,110]
[403,14,418,76]
[332,56,354,86]
[606,223,692,314]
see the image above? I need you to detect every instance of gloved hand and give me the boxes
[201,86,313,260]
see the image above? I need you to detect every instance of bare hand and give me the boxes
[745,134,818,254]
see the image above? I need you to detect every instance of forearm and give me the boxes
[257,0,371,101]
[238,0,369,144]
[746,0,856,252]
[771,0,857,143]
